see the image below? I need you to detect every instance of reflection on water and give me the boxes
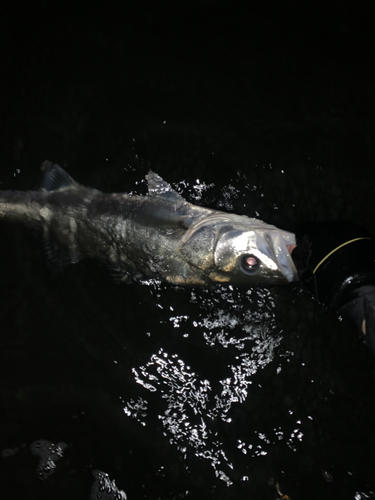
[30,439,68,480]
[91,470,127,500]
[127,286,285,486]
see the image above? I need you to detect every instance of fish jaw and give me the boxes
[262,229,299,283]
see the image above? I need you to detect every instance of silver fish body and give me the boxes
[0,161,298,285]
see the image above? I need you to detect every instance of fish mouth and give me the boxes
[266,232,299,282]
[286,244,297,255]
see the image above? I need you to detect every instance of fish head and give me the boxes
[213,223,299,284]
[179,213,298,285]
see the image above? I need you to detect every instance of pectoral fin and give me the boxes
[36,230,79,272]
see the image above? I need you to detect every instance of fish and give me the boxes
[0,161,298,286]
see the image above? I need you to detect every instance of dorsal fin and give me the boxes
[146,170,185,203]
[39,160,78,192]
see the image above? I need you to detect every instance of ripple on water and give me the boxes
[125,285,285,486]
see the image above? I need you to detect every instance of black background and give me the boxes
[1,1,375,499]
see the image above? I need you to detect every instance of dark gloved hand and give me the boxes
[291,221,375,354]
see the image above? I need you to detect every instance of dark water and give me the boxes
[1,2,375,499]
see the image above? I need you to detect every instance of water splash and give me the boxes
[126,285,284,485]
[91,470,127,500]
[30,439,68,480]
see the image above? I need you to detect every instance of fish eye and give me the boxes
[240,254,260,274]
